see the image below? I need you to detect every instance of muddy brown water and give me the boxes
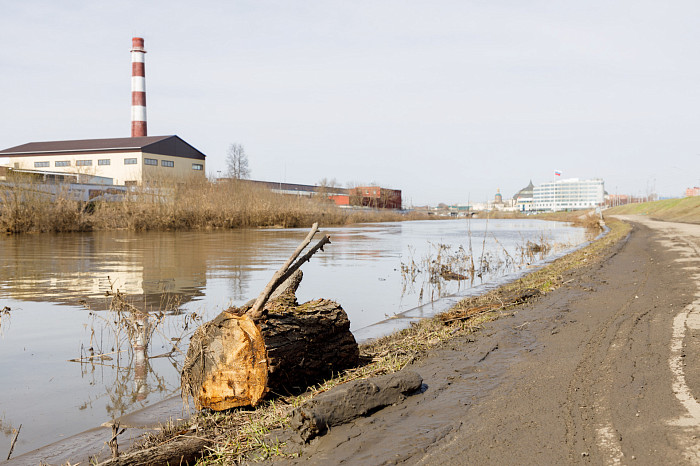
[0,219,587,459]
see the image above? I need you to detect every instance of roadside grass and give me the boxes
[606,196,700,224]
[129,216,630,465]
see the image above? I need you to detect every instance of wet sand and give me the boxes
[267,217,700,465]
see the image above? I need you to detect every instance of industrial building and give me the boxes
[0,136,206,186]
[0,37,206,186]
[532,178,605,212]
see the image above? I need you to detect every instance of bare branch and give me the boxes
[248,223,322,320]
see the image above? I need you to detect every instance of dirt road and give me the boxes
[276,216,700,465]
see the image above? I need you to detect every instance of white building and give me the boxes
[513,180,535,212]
[533,178,605,212]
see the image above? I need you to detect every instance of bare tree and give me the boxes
[226,143,251,179]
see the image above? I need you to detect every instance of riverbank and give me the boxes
[606,196,700,224]
[268,215,700,464]
[0,178,427,234]
[45,217,622,464]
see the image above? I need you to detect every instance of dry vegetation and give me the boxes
[114,216,629,465]
[606,196,700,224]
[0,177,427,234]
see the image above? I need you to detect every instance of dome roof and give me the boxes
[513,180,534,200]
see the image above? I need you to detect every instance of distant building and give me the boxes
[234,180,402,209]
[686,187,700,197]
[533,178,605,212]
[513,180,535,212]
[236,179,351,206]
[0,136,206,186]
[606,194,630,207]
[350,186,402,209]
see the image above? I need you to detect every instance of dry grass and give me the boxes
[606,196,700,224]
[0,177,427,234]
[125,216,630,464]
[0,177,92,233]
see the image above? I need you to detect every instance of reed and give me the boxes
[0,177,427,234]
[0,176,92,234]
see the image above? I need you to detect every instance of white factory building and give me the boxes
[532,178,605,212]
[0,135,206,186]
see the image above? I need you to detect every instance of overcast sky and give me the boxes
[1,1,699,204]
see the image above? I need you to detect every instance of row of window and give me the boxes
[142,158,174,168]
[36,159,111,168]
[33,158,204,170]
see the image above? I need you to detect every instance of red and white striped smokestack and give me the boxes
[131,37,147,137]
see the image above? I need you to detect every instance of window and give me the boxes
[124,158,137,165]
[34,161,49,168]
[161,160,174,167]
[192,163,203,171]
[144,158,158,166]
[98,159,111,166]
[55,161,70,167]
[76,160,92,166]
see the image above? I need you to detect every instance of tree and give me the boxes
[226,143,251,179]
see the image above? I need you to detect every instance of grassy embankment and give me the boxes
[606,196,700,224]
[129,215,629,464]
[0,177,427,234]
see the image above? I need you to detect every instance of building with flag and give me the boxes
[533,178,605,212]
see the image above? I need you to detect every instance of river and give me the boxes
[0,218,589,458]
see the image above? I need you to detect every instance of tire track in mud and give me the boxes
[564,228,653,464]
[660,229,700,462]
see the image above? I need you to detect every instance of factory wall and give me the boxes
[7,151,205,186]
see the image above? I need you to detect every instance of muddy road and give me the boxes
[275,216,700,465]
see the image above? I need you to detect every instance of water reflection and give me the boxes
[70,292,200,420]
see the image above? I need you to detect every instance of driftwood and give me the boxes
[290,370,424,442]
[97,435,211,466]
[438,288,541,323]
[182,223,359,410]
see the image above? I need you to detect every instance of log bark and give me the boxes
[260,297,359,395]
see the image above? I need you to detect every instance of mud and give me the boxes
[267,217,700,465]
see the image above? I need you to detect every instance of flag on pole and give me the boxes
[554,170,562,177]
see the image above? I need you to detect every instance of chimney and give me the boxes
[131,37,147,137]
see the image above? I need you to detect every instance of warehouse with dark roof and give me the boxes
[0,135,206,186]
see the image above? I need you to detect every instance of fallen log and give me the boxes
[96,435,211,466]
[290,370,424,442]
[182,224,359,410]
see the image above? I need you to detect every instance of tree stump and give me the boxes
[182,269,359,410]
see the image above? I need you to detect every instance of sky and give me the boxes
[1,1,699,205]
